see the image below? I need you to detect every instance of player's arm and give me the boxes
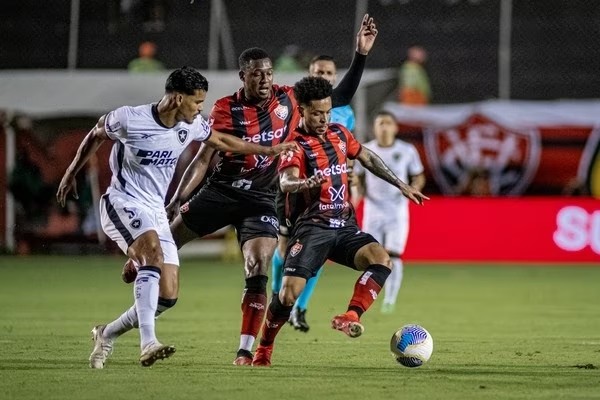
[410,173,426,191]
[331,14,378,107]
[205,130,297,156]
[356,147,429,205]
[279,167,326,193]
[56,115,109,207]
[165,143,217,221]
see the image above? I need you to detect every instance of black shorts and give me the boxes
[180,182,279,246]
[283,222,378,280]
[275,189,290,236]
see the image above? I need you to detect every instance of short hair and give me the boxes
[310,55,336,66]
[375,110,397,121]
[293,76,333,106]
[238,47,271,70]
[165,66,208,95]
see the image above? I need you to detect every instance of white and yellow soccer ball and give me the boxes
[390,324,433,367]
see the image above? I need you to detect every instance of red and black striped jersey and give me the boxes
[279,123,362,229]
[207,84,300,195]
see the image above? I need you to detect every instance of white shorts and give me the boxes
[99,191,179,266]
[362,200,409,256]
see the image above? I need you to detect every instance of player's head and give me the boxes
[309,55,337,85]
[373,110,398,145]
[238,47,273,103]
[294,76,333,136]
[165,66,209,124]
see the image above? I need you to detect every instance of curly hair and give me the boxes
[293,76,333,106]
[238,47,271,70]
[165,66,208,95]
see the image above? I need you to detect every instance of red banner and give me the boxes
[404,197,600,262]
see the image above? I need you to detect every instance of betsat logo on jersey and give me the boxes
[242,126,287,143]
[136,149,178,166]
[313,163,348,178]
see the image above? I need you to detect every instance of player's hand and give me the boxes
[400,184,430,206]
[268,141,299,156]
[165,197,182,222]
[121,258,138,284]
[356,14,378,55]
[56,172,79,207]
[303,174,327,190]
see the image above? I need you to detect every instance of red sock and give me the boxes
[259,296,292,346]
[240,292,267,337]
[348,265,390,317]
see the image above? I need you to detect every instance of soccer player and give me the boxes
[56,67,296,369]
[252,76,428,366]
[161,15,379,366]
[353,111,425,313]
[273,55,357,332]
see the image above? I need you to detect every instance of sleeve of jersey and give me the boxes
[408,144,425,175]
[193,116,212,142]
[344,128,363,159]
[209,101,233,134]
[104,106,129,141]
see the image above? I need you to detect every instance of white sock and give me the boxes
[384,258,403,305]
[104,305,138,340]
[239,334,255,352]
[134,267,161,350]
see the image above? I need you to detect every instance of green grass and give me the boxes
[0,256,599,400]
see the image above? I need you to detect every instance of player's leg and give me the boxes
[289,266,323,332]
[233,235,276,365]
[253,225,332,366]
[271,233,288,295]
[381,205,409,313]
[329,227,391,338]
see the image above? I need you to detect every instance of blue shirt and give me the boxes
[331,104,355,131]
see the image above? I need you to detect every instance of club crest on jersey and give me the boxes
[177,129,189,144]
[130,219,142,229]
[274,105,289,120]
[338,141,347,155]
[424,114,541,195]
[289,241,303,257]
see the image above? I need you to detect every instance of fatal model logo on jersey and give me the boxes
[177,129,189,144]
[274,105,289,120]
[130,219,142,229]
[338,141,347,155]
[253,154,273,169]
[424,114,541,195]
[289,241,303,257]
[328,184,346,201]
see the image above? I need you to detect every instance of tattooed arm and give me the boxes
[356,147,429,205]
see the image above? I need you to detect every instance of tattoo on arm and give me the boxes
[359,148,405,189]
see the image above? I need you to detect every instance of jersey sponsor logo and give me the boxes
[328,184,345,201]
[289,241,303,257]
[329,218,346,228]
[260,215,279,229]
[424,114,541,195]
[253,154,273,170]
[136,149,178,166]
[177,129,189,144]
[107,121,121,133]
[319,201,349,211]
[274,105,289,120]
[232,178,252,190]
[313,163,348,178]
[308,152,318,159]
[242,126,287,144]
[130,218,142,229]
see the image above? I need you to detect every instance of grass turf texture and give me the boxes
[0,256,599,400]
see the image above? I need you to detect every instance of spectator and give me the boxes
[128,41,165,73]
[398,46,431,105]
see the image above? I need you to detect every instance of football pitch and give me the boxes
[0,256,599,400]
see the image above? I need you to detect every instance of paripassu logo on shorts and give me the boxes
[136,149,178,166]
[241,127,287,143]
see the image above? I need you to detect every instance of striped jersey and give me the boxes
[104,103,212,208]
[279,123,362,228]
[207,84,300,195]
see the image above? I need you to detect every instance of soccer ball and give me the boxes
[390,324,433,367]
